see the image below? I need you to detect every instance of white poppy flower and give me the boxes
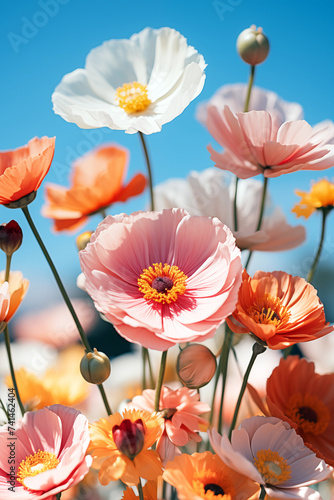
[52,27,206,134]
[153,168,306,252]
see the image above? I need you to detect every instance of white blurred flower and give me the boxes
[154,168,306,252]
[52,27,206,134]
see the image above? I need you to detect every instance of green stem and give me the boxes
[4,326,25,416]
[139,132,155,211]
[228,342,266,439]
[21,205,112,416]
[243,65,255,113]
[154,350,168,411]
[5,254,12,282]
[259,485,266,500]
[147,349,155,388]
[209,350,223,428]
[307,208,330,283]
[233,177,239,232]
[0,398,9,420]
[245,176,269,271]
[100,209,107,219]
[142,347,147,390]
[56,493,62,500]
[137,479,144,500]
[217,327,234,434]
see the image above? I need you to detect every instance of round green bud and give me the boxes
[80,348,111,384]
[236,25,270,66]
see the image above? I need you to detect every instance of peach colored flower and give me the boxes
[292,179,334,218]
[207,107,334,179]
[0,270,29,322]
[79,209,242,351]
[209,416,330,499]
[122,480,158,500]
[177,344,216,389]
[250,356,334,467]
[128,386,210,463]
[163,451,261,500]
[154,168,305,252]
[0,404,91,499]
[0,137,55,206]
[226,269,333,349]
[88,408,163,486]
[43,145,146,232]
[0,282,10,332]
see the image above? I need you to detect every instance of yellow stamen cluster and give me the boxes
[17,450,60,488]
[115,82,151,114]
[248,293,290,328]
[286,393,330,435]
[192,469,234,499]
[254,449,291,485]
[138,263,187,304]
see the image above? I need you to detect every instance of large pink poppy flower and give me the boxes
[209,416,330,499]
[79,209,242,350]
[207,107,334,179]
[0,404,92,499]
[128,386,210,464]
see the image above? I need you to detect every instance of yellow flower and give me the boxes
[292,179,334,218]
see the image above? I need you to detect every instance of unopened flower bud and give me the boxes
[76,231,93,251]
[112,418,145,459]
[0,220,23,256]
[80,348,111,384]
[177,344,216,389]
[236,25,270,66]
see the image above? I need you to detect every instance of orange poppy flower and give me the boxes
[122,480,158,500]
[89,409,163,486]
[250,356,334,467]
[292,179,334,218]
[0,270,29,322]
[42,145,146,232]
[226,269,333,349]
[163,451,260,500]
[0,137,55,206]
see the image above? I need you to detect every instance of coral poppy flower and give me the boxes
[209,416,330,499]
[0,282,10,332]
[0,270,29,322]
[250,356,334,467]
[0,404,91,499]
[226,269,333,349]
[0,137,55,206]
[163,451,260,500]
[196,84,303,128]
[206,107,334,179]
[154,168,305,252]
[89,408,163,486]
[43,145,146,232]
[52,27,206,135]
[292,179,334,218]
[128,386,210,463]
[79,209,242,351]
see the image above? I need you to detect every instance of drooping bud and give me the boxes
[236,25,270,66]
[80,348,111,384]
[76,231,93,251]
[112,418,145,459]
[0,220,23,256]
[177,344,216,389]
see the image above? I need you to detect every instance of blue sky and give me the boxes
[1,0,334,320]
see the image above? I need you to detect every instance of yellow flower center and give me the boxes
[17,450,60,488]
[192,470,234,499]
[254,449,291,485]
[248,293,290,328]
[115,82,151,114]
[138,263,187,304]
[285,393,330,435]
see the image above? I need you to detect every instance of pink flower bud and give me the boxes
[0,220,23,256]
[112,418,145,459]
[177,344,216,389]
[236,25,270,66]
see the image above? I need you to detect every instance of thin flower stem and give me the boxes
[245,176,269,271]
[138,479,144,500]
[228,342,266,439]
[259,486,266,500]
[21,206,113,416]
[307,208,330,283]
[142,347,147,390]
[56,493,62,500]
[0,399,9,420]
[100,209,108,219]
[233,177,239,232]
[139,132,155,211]
[5,254,12,282]
[147,349,155,388]
[217,327,234,434]
[154,350,168,412]
[4,326,25,416]
[209,343,224,427]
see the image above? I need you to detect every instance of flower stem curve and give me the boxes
[154,350,168,412]
[307,208,330,283]
[245,175,269,270]
[4,325,25,416]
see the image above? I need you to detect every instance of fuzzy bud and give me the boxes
[177,344,216,389]
[80,348,111,384]
[236,25,270,66]
[76,231,93,251]
[0,220,23,256]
